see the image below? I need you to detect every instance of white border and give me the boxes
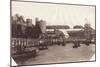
[0,0,99,67]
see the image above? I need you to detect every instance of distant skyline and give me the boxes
[12,1,95,29]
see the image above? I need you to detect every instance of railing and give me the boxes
[11,38,38,48]
[11,36,95,49]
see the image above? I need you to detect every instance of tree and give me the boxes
[46,25,70,29]
[73,25,83,29]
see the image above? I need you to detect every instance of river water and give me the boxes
[16,43,95,65]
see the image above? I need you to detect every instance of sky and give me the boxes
[12,1,95,29]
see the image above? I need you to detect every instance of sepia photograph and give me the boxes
[11,0,96,66]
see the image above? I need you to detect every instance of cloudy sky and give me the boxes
[12,1,95,29]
